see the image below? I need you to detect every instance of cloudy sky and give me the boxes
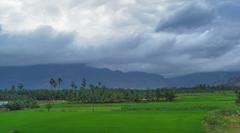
[0,0,240,77]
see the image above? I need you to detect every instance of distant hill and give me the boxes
[216,76,240,87]
[0,64,165,89]
[165,72,240,87]
[0,64,240,89]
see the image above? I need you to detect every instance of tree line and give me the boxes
[0,84,177,103]
[1,78,240,111]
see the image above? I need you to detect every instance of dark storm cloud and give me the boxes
[1,0,240,76]
[0,26,75,65]
[156,2,215,32]
[216,1,240,21]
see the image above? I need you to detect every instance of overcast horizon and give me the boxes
[0,0,240,77]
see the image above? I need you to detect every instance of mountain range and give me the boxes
[0,64,239,89]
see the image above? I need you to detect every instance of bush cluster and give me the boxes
[5,96,39,111]
[202,108,240,133]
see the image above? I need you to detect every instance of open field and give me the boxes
[0,92,238,133]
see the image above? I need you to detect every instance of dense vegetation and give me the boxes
[0,78,178,106]
[0,78,238,102]
[1,88,176,103]
[1,78,240,111]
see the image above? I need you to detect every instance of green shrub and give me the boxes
[203,108,240,133]
[203,111,228,132]
[164,91,176,102]
[5,96,39,111]
[24,98,39,108]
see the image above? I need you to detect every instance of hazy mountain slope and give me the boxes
[165,72,240,87]
[0,64,240,89]
[0,64,165,89]
[218,76,240,87]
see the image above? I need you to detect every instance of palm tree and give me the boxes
[70,81,77,90]
[17,83,24,95]
[49,78,55,89]
[57,78,63,89]
[98,82,102,87]
[70,81,78,101]
[49,78,57,103]
[89,84,95,112]
[81,78,87,89]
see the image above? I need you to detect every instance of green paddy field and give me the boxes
[0,92,237,133]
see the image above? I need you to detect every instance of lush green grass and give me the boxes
[0,92,237,133]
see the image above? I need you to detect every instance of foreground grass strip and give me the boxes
[0,93,236,133]
[202,107,240,133]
